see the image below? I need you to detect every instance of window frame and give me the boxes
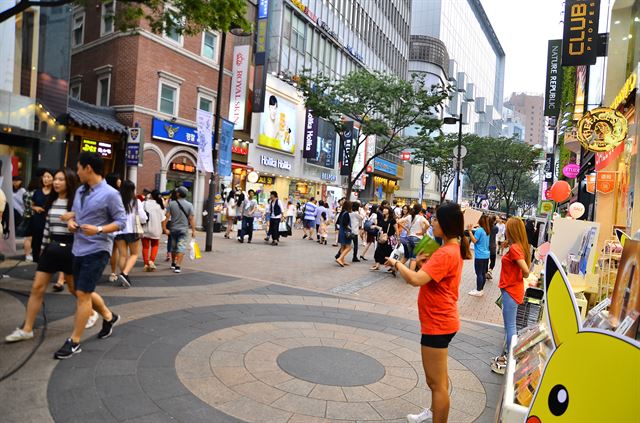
[163,5,184,46]
[201,31,219,62]
[197,92,214,113]
[157,81,180,116]
[96,75,111,106]
[70,82,81,99]
[100,0,115,36]
[72,10,85,47]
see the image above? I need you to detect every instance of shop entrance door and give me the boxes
[166,174,194,202]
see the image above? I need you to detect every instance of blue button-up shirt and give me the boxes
[72,179,126,257]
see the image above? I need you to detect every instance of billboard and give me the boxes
[307,118,336,168]
[228,45,250,130]
[562,0,600,66]
[544,40,563,117]
[258,93,297,154]
[303,108,318,158]
[340,121,354,175]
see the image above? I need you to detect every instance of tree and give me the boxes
[299,70,449,199]
[460,134,495,206]
[0,0,250,35]
[513,174,539,215]
[412,134,458,203]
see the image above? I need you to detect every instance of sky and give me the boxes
[480,0,565,97]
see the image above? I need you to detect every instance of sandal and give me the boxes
[490,360,507,375]
[52,283,64,292]
[335,259,344,267]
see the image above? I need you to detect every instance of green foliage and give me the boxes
[298,70,449,198]
[412,134,459,203]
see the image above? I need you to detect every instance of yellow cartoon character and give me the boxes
[526,253,640,423]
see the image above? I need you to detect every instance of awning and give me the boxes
[232,162,253,170]
[66,98,127,134]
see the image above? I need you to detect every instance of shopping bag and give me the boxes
[189,239,202,260]
[278,221,289,237]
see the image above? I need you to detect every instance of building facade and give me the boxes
[502,105,526,142]
[505,93,545,146]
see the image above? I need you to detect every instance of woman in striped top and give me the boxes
[5,169,91,343]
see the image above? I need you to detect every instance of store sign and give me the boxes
[352,132,367,190]
[373,157,398,177]
[562,0,600,66]
[81,139,113,159]
[400,151,411,161]
[538,200,555,215]
[260,155,291,171]
[232,144,248,155]
[257,0,268,19]
[291,0,318,23]
[303,108,318,158]
[127,126,144,165]
[258,92,297,154]
[170,163,196,174]
[126,144,139,166]
[596,171,615,194]
[320,172,337,182]
[586,174,596,193]
[562,163,580,179]
[229,45,250,130]
[152,118,198,147]
[595,142,625,171]
[544,39,563,117]
[577,107,628,152]
[610,72,637,110]
[257,175,275,184]
[339,122,354,175]
[544,153,555,184]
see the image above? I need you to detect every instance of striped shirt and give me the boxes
[43,198,71,244]
[304,202,317,221]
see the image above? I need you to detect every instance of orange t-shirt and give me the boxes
[499,243,525,304]
[419,243,463,335]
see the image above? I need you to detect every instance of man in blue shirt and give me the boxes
[302,197,317,240]
[54,152,126,359]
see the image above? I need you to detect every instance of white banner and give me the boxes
[196,109,214,173]
[352,133,367,189]
[228,45,250,130]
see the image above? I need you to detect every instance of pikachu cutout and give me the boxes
[526,253,640,423]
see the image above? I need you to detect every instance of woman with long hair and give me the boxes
[359,204,378,261]
[491,218,531,374]
[396,204,411,244]
[371,206,396,271]
[335,200,352,267]
[386,202,471,423]
[224,189,237,239]
[467,214,491,297]
[114,180,147,288]
[5,169,104,343]
[29,169,54,263]
[487,215,498,280]
[105,173,121,282]
[141,189,165,272]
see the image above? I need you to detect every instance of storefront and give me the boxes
[361,157,402,203]
[246,150,295,205]
[229,139,252,191]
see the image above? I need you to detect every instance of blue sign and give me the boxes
[152,118,198,147]
[258,0,269,19]
[373,158,398,176]
[217,118,235,177]
[126,144,139,166]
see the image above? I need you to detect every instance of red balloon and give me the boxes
[549,180,571,202]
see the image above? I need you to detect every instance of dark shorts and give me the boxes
[73,251,111,293]
[37,238,74,275]
[421,332,456,349]
[115,233,140,243]
[303,219,314,229]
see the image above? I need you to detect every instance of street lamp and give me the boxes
[443,113,463,204]
[205,25,252,252]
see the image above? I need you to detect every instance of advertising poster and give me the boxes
[196,109,214,173]
[340,121,354,175]
[218,118,235,177]
[259,93,296,154]
[308,118,336,168]
[228,45,250,130]
[303,109,318,159]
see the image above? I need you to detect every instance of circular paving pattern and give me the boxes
[277,346,385,386]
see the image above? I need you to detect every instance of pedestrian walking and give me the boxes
[332,198,345,247]
[5,168,100,344]
[468,214,491,297]
[487,215,498,280]
[335,200,352,267]
[360,204,378,261]
[349,202,363,262]
[315,200,328,243]
[265,191,285,246]
[371,206,396,271]
[396,205,410,244]
[286,200,296,231]
[105,173,122,283]
[302,197,317,240]
[12,175,26,235]
[52,153,126,359]
[29,169,54,263]
[21,179,37,261]
[224,190,237,239]
[141,189,165,272]
[114,180,147,288]
[163,186,196,273]
[238,189,257,243]
[385,202,471,423]
[319,211,328,245]
[496,217,506,255]
[491,217,531,375]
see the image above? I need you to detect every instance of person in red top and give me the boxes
[386,202,471,423]
[491,217,531,375]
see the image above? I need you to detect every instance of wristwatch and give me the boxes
[97,226,103,234]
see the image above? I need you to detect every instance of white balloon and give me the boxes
[569,202,585,219]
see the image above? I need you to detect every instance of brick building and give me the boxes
[69,1,250,226]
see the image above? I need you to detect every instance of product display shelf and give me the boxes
[597,240,622,303]
[499,335,529,423]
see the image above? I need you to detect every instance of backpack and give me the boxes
[364,216,378,235]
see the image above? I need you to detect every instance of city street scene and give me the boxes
[0,0,638,422]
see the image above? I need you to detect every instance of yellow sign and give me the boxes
[576,107,628,152]
[610,72,637,110]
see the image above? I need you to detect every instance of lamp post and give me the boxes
[205,27,251,252]
[443,113,463,203]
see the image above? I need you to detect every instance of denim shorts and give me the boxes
[73,251,111,293]
[170,230,189,254]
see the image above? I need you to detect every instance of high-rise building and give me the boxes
[502,106,526,142]
[504,93,545,147]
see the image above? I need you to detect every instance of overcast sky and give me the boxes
[481,0,565,97]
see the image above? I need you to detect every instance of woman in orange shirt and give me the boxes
[386,203,471,423]
[491,218,531,374]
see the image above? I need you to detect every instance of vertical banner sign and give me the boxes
[253,0,270,112]
[340,122,354,176]
[228,45,250,130]
[544,40,563,117]
[217,118,235,177]
[303,109,318,158]
[562,0,600,66]
[196,109,214,173]
[544,153,555,184]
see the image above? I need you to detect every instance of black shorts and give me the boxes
[37,239,74,275]
[73,251,111,293]
[421,333,456,349]
[115,233,139,243]
[303,219,314,229]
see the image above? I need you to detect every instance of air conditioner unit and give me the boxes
[465,83,475,101]
[475,97,486,113]
[456,72,466,92]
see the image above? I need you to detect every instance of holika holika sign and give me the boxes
[576,107,628,152]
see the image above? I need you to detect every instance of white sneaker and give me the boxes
[407,408,433,423]
[468,290,484,297]
[108,273,117,283]
[5,328,34,343]
[25,254,33,262]
[85,311,99,329]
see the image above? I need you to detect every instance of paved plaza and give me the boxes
[0,230,506,422]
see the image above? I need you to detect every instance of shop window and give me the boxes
[70,82,81,99]
[72,10,84,47]
[100,0,115,36]
[159,82,178,115]
[197,94,213,113]
[202,31,218,61]
[97,76,110,106]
